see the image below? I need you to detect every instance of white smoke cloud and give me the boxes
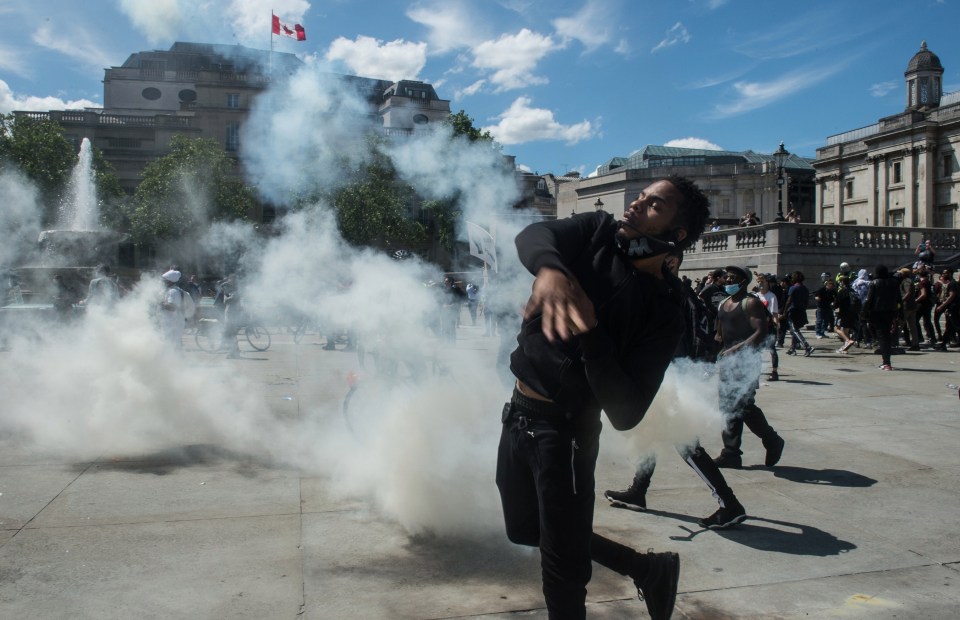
[0,169,43,269]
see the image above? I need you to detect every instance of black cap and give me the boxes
[725,265,751,282]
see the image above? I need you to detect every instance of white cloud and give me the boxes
[325,36,427,81]
[0,79,101,114]
[471,29,559,92]
[709,66,842,119]
[406,1,486,54]
[0,43,28,77]
[482,96,596,145]
[454,79,486,99]
[552,0,619,52]
[31,23,114,69]
[651,22,690,53]
[664,137,724,151]
[116,0,310,47]
[870,81,897,97]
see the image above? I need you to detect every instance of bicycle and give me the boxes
[195,318,272,352]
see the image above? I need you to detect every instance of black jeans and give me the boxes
[634,443,737,508]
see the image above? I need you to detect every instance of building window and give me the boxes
[225,122,240,151]
[178,89,197,103]
[909,80,916,106]
[936,206,955,228]
[412,114,429,125]
[892,161,902,184]
[721,198,731,214]
[890,210,904,227]
[226,93,240,108]
[945,153,954,177]
[845,179,854,199]
[142,87,162,100]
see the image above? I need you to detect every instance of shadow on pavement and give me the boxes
[75,444,286,476]
[744,465,877,487]
[667,515,857,556]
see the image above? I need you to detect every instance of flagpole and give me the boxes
[269,10,274,76]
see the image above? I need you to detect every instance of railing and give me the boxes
[697,222,960,254]
[15,110,193,128]
[825,123,880,146]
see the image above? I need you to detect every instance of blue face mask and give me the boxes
[724,283,742,295]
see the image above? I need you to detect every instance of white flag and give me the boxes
[466,221,497,273]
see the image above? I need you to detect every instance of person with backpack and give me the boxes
[604,250,747,530]
[714,265,786,470]
[782,271,814,357]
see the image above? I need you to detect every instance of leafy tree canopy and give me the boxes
[444,110,497,145]
[0,114,75,223]
[128,135,257,242]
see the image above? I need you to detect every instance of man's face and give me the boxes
[621,180,686,242]
[943,271,953,282]
[725,272,745,288]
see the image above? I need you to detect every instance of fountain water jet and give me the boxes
[60,137,100,231]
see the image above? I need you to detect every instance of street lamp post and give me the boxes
[594,198,604,211]
[773,141,790,222]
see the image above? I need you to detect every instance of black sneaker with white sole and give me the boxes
[698,501,747,529]
[604,481,648,511]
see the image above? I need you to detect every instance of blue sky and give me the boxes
[1,0,958,176]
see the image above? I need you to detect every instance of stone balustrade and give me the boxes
[683,222,957,278]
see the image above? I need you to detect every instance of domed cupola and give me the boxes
[905,40,944,110]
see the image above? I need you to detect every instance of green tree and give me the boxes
[444,110,497,145]
[332,144,426,251]
[128,135,257,243]
[0,113,75,224]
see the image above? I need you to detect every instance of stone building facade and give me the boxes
[16,42,451,201]
[814,42,960,228]
[557,145,815,226]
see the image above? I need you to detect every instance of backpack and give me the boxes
[178,287,196,319]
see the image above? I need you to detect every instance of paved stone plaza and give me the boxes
[2,323,959,619]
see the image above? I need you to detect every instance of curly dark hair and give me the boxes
[663,175,711,251]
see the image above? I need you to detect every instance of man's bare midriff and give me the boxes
[516,379,553,402]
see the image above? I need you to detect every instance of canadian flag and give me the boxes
[272,14,306,41]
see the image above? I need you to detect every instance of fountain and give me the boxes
[3,138,131,311]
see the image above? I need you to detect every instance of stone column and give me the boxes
[904,147,916,227]
[920,145,935,227]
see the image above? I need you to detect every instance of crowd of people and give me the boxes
[691,258,956,372]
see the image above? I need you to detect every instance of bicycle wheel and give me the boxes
[195,319,222,352]
[244,324,272,351]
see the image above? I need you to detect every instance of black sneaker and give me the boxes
[768,370,779,381]
[698,500,747,529]
[632,550,680,620]
[713,453,742,469]
[785,348,797,356]
[605,485,647,511]
[804,346,814,357]
[764,435,785,467]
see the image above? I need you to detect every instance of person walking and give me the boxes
[834,275,859,353]
[756,273,780,380]
[864,265,901,370]
[934,269,959,351]
[604,249,747,530]
[713,266,786,470]
[496,176,710,620]
[782,271,814,357]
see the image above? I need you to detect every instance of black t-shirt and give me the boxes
[814,285,836,310]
